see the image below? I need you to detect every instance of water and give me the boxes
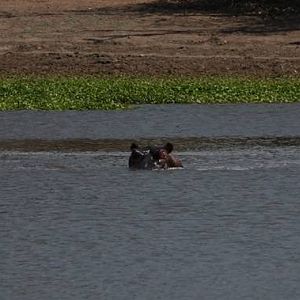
[1,147,300,300]
[0,104,300,299]
[0,103,299,139]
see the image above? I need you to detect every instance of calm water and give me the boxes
[1,147,300,300]
[1,104,300,300]
[0,104,299,139]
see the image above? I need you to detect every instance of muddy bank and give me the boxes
[0,0,299,76]
[0,137,300,152]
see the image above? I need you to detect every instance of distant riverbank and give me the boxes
[0,76,299,110]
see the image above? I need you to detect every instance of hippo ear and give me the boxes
[130,143,138,150]
[164,142,173,153]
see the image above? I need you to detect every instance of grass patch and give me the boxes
[0,76,299,110]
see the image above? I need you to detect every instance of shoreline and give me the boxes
[0,137,299,152]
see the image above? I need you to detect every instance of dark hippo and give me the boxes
[128,143,183,170]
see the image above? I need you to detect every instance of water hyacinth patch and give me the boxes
[0,76,299,110]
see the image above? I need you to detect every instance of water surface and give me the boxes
[1,104,300,299]
[1,146,300,300]
[0,104,299,139]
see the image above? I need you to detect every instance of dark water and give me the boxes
[0,104,299,139]
[1,104,300,300]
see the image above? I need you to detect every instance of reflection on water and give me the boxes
[1,147,300,300]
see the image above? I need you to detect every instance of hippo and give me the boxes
[128,142,183,170]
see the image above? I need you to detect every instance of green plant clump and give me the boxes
[0,76,299,110]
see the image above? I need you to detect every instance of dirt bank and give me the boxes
[1,0,299,76]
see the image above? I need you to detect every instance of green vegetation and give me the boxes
[0,76,299,110]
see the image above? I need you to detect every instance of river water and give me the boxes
[1,104,300,300]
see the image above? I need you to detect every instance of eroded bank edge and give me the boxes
[0,137,299,152]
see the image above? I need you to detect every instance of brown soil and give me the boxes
[1,0,299,76]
